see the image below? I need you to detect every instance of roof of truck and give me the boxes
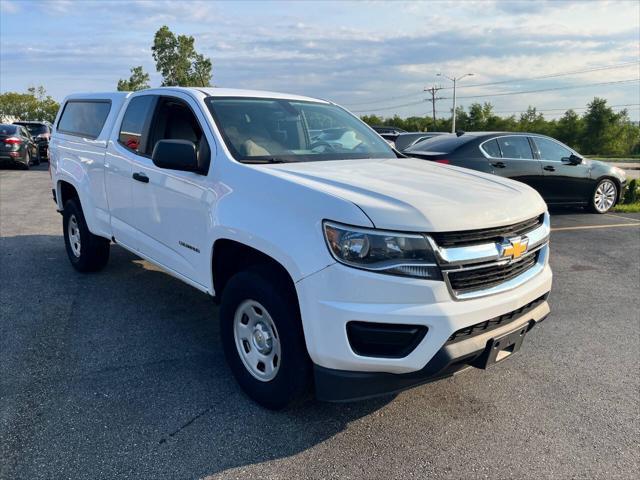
[184,87,329,103]
[62,88,329,104]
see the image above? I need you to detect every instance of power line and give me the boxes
[351,78,640,113]
[455,78,639,100]
[490,103,640,114]
[454,61,640,91]
[344,61,639,107]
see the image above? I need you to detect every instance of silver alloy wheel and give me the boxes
[594,180,617,213]
[68,214,81,257]
[233,299,281,382]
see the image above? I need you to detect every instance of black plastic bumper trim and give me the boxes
[314,298,550,402]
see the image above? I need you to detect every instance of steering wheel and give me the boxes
[309,141,337,152]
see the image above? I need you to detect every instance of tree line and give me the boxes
[361,98,640,156]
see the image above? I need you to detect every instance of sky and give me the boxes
[1,0,639,120]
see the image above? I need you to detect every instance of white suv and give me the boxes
[49,88,552,409]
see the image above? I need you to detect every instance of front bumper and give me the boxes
[296,256,552,374]
[315,298,549,402]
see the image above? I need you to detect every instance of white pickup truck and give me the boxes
[49,88,552,409]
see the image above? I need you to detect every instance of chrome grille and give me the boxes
[446,252,538,294]
[430,212,550,300]
[430,214,544,247]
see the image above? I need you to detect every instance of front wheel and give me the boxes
[590,178,618,214]
[63,199,110,272]
[220,265,311,409]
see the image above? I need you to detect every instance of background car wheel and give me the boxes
[33,151,41,166]
[220,265,311,410]
[62,199,110,272]
[22,152,30,170]
[590,178,618,214]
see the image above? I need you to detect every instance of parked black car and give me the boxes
[371,125,407,145]
[406,132,627,213]
[392,132,446,151]
[14,121,51,161]
[0,124,39,169]
[371,125,407,135]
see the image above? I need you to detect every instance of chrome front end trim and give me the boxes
[429,212,550,267]
[428,212,550,300]
[443,245,548,300]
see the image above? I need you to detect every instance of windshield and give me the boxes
[205,97,395,163]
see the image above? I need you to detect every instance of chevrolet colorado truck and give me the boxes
[49,88,552,409]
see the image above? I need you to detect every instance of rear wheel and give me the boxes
[33,150,41,166]
[590,178,618,214]
[63,199,110,272]
[22,151,30,170]
[220,265,311,410]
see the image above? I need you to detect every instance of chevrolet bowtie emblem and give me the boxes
[498,236,529,260]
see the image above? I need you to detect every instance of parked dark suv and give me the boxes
[406,132,627,213]
[14,121,51,161]
[0,124,39,169]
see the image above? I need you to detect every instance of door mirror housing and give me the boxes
[152,139,199,172]
[562,154,583,165]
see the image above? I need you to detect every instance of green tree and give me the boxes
[555,109,583,150]
[0,86,59,123]
[581,97,631,155]
[117,66,150,91]
[151,25,212,87]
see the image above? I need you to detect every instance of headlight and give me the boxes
[323,221,442,279]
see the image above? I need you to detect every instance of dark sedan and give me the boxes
[14,121,51,161]
[393,132,446,151]
[0,124,38,169]
[406,132,627,213]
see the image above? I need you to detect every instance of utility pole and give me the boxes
[423,85,444,130]
[437,72,474,133]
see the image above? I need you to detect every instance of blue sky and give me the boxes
[1,0,639,120]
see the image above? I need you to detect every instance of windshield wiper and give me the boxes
[242,157,289,164]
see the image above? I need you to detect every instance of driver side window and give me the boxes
[533,137,572,162]
[147,97,211,173]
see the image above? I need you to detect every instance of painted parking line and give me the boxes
[552,222,640,232]
[604,213,640,223]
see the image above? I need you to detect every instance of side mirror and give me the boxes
[152,139,199,172]
[562,154,582,165]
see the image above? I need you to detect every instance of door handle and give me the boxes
[491,162,506,168]
[132,172,149,183]
[543,165,555,172]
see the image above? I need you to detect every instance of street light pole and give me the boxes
[437,72,474,133]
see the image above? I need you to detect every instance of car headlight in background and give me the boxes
[323,221,442,279]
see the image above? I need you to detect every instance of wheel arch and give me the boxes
[211,238,299,304]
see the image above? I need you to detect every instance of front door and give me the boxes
[129,93,215,289]
[531,136,592,204]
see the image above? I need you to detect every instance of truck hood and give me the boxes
[263,157,547,231]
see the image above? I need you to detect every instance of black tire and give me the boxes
[220,265,311,410]
[33,150,41,166]
[62,199,110,272]
[22,152,30,170]
[589,178,618,214]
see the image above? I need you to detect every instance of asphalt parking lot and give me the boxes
[1,164,639,480]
